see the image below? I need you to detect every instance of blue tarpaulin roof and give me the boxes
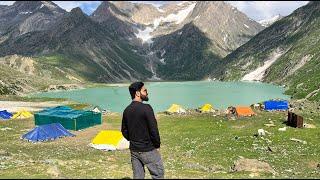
[21,123,75,142]
[0,110,13,120]
[264,100,288,111]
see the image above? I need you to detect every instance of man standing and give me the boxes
[121,82,164,179]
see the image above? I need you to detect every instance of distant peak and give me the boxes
[40,1,58,9]
[70,7,84,15]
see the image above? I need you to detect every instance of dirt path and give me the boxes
[0,101,69,112]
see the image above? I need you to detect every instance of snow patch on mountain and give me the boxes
[242,48,285,81]
[258,15,283,27]
[135,2,196,44]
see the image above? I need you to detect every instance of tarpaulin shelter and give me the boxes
[89,130,129,151]
[235,106,255,117]
[34,106,101,131]
[0,110,13,120]
[264,100,288,111]
[21,123,75,142]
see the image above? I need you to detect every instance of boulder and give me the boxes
[232,158,275,174]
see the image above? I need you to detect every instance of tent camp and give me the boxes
[84,105,109,114]
[251,103,263,110]
[235,106,255,117]
[12,110,33,119]
[198,104,214,113]
[264,100,288,111]
[21,123,75,142]
[34,106,102,131]
[0,110,13,120]
[92,106,103,113]
[166,104,186,114]
[89,130,129,151]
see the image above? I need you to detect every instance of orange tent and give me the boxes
[235,106,255,117]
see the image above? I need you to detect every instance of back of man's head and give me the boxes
[129,82,144,100]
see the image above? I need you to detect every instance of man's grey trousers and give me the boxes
[130,149,164,179]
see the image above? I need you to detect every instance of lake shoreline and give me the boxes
[0,81,296,114]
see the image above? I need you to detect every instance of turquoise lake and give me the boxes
[31,81,290,113]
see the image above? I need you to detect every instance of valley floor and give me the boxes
[0,110,319,178]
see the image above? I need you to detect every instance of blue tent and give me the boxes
[264,100,288,111]
[21,123,75,142]
[0,110,13,120]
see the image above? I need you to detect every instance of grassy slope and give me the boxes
[0,63,63,95]
[219,2,320,101]
[263,22,320,100]
[1,110,319,178]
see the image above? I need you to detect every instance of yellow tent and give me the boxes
[89,130,129,151]
[199,103,214,113]
[11,110,33,119]
[166,104,186,114]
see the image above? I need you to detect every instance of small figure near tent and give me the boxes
[11,109,33,119]
[166,104,186,114]
[251,103,263,110]
[21,123,75,142]
[89,130,129,151]
[0,110,13,120]
[226,106,236,115]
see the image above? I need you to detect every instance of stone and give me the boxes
[278,127,286,131]
[303,123,316,129]
[47,165,61,178]
[232,158,275,174]
[258,129,266,136]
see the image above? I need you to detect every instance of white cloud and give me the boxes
[0,1,14,6]
[227,1,309,21]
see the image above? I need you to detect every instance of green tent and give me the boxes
[34,106,101,131]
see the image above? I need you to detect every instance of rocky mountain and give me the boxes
[0,54,73,95]
[0,5,152,83]
[258,15,283,27]
[0,1,66,39]
[148,1,263,80]
[97,1,263,80]
[218,1,320,101]
[108,1,263,52]
[90,1,137,38]
[0,1,266,94]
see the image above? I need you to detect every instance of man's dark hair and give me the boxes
[129,82,144,99]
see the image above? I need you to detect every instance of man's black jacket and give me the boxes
[121,101,161,152]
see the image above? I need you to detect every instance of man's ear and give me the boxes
[135,91,140,97]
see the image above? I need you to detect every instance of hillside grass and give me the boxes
[0,111,319,178]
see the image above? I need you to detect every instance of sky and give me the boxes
[0,1,309,21]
